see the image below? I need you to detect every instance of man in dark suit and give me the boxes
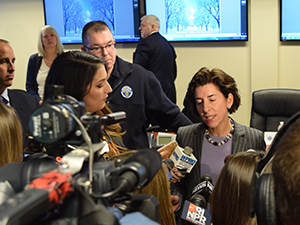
[133,15,177,104]
[0,39,39,149]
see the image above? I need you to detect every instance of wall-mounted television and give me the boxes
[280,0,300,41]
[43,0,141,44]
[144,0,248,42]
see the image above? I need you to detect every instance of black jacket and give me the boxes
[133,32,177,104]
[108,56,192,149]
[26,53,43,101]
[8,89,39,149]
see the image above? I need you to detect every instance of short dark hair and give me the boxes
[0,39,9,44]
[44,51,106,101]
[82,21,110,46]
[186,67,241,117]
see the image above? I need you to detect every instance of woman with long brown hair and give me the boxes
[210,150,269,225]
[45,51,126,158]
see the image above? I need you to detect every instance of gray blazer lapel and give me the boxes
[192,123,205,152]
[232,121,246,154]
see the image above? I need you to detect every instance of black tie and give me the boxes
[0,96,8,105]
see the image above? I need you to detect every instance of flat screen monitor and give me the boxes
[280,0,300,41]
[144,0,248,42]
[43,0,141,44]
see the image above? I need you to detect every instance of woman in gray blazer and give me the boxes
[171,67,266,202]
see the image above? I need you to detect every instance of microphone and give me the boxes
[181,175,213,225]
[158,142,197,175]
[191,174,214,207]
[224,154,233,164]
[181,200,212,225]
[100,111,126,125]
[169,145,197,174]
[159,141,188,175]
[116,149,162,193]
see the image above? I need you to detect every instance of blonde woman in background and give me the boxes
[0,102,23,167]
[26,25,64,104]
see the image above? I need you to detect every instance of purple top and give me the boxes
[201,135,232,184]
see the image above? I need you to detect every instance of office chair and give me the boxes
[250,88,300,132]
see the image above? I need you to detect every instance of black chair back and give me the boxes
[250,88,300,132]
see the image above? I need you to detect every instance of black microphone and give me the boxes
[181,199,212,225]
[163,158,174,170]
[101,111,126,125]
[181,175,214,225]
[190,174,214,208]
[117,149,162,193]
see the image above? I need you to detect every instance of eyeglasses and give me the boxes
[84,43,116,54]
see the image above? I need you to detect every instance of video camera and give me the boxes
[0,86,162,225]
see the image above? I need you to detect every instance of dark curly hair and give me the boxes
[186,67,241,117]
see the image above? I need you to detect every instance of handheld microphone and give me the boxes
[191,174,214,207]
[159,142,196,175]
[159,141,188,175]
[181,175,213,225]
[181,200,212,225]
[169,145,197,173]
[224,154,233,164]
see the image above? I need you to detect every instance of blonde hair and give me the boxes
[37,25,64,57]
[0,102,23,167]
[135,164,176,225]
[111,151,176,225]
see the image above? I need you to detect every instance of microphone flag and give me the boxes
[181,200,211,225]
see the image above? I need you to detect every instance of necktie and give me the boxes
[0,96,8,105]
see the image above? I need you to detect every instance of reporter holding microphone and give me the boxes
[171,67,266,204]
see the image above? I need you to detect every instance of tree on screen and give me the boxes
[63,0,84,36]
[193,0,220,31]
[201,0,220,29]
[194,7,211,31]
[165,0,188,33]
[90,0,115,32]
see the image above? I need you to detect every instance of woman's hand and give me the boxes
[170,195,180,212]
[170,167,185,183]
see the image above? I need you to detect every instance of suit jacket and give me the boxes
[8,89,39,149]
[133,32,177,103]
[174,118,266,200]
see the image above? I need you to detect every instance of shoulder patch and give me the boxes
[120,85,133,99]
